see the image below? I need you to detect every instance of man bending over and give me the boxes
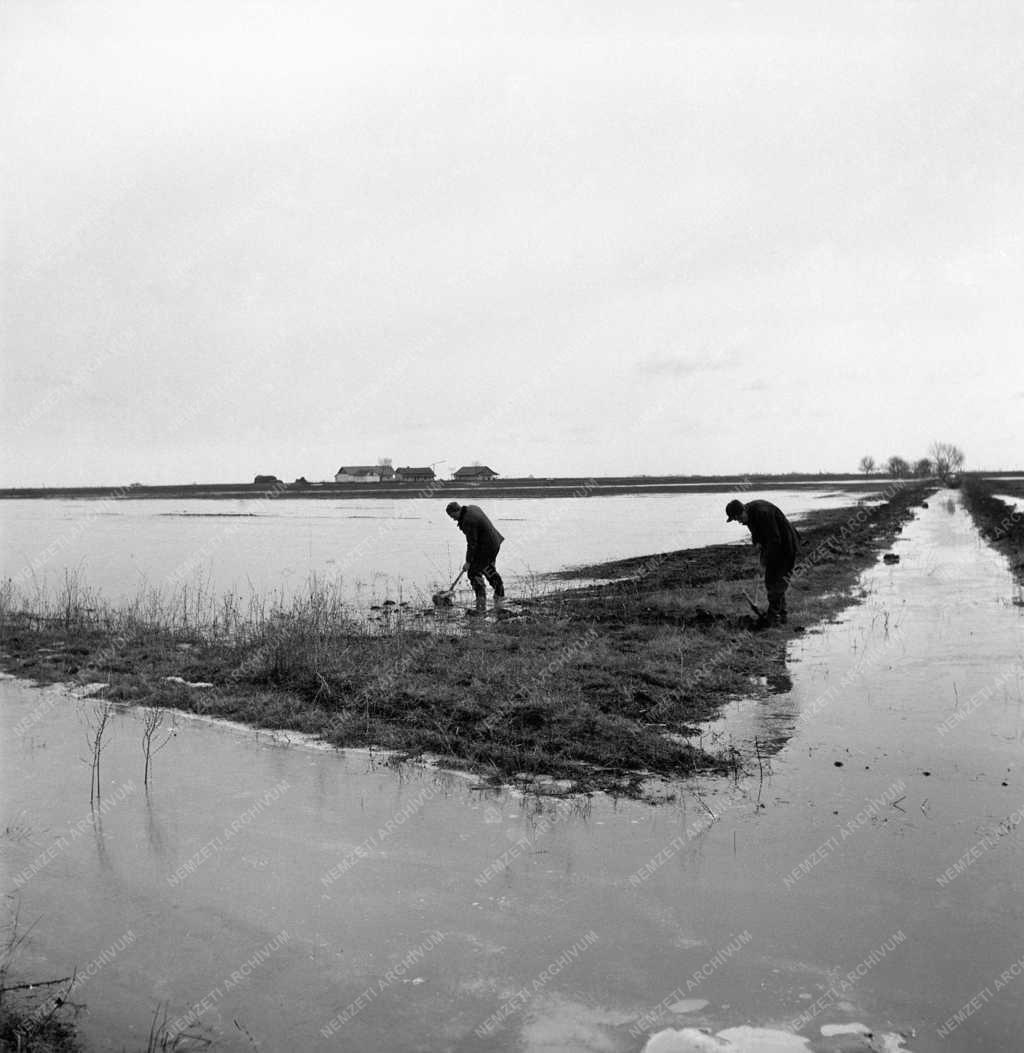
[726,498,800,626]
[446,501,505,614]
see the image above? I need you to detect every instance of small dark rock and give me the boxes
[834,761,844,767]
[883,553,900,564]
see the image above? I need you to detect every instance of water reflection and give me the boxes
[144,789,170,861]
[689,639,798,759]
[91,811,113,874]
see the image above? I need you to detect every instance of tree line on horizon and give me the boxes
[858,441,965,482]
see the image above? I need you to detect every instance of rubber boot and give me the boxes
[761,594,783,628]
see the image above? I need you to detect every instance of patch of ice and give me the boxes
[643,1027,811,1052]
[717,1028,812,1051]
[667,999,709,1014]
[520,996,634,1051]
[162,675,214,688]
[821,1023,870,1037]
[643,1031,729,1052]
[71,682,108,697]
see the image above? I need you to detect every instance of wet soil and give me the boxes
[960,475,1024,583]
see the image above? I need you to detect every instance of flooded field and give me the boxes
[991,493,1024,512]
[2,491,1022,1051]
[1,488,880,611]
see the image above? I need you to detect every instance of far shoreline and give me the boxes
[0,472,941,502]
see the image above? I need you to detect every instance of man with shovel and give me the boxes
[726,498,800,626]
[445,501,505,614]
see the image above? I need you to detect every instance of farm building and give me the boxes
[394,467,435,481]
[453,465,499,481]
[334,465,395,483]
[253,474,280,484]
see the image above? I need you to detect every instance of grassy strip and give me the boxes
[0,485,931,794]
[960,475,1024,581]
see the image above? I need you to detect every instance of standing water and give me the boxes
[1,488,880,610]
[2,491,1021,1051]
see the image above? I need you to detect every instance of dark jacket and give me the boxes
[742,500,800,562]
[458,505,504,566]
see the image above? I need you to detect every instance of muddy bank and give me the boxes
[0,485,932,794]
[960,475,1024,581]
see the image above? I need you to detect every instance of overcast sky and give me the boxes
[2,0,1022,485]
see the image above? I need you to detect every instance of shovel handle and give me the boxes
[448,568,466,593]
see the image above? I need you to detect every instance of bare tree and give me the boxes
[887,456,910,478]
[858,455,876,476]
[141,708,176,787]
[929,441,965,482]
[84,702,114,808]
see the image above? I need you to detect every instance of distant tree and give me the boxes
[859,455,876,476]
[377,457,392,467]
[887,456,911,478]
[929,441,965,482]
[914,458,933,478]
